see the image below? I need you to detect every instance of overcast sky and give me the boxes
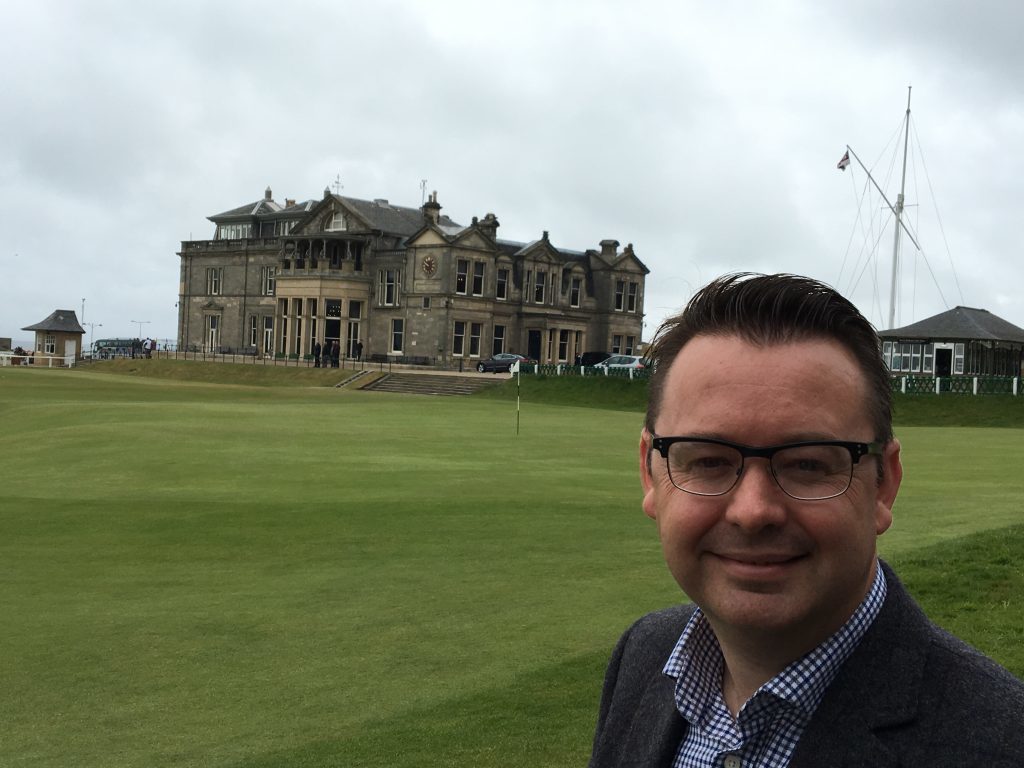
[2,0,1022,349]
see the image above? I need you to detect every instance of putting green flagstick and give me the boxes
[515,362,521,435]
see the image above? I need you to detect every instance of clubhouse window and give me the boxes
[493,324,505,356]
[570,277,581,307]
[453,321,466,356]
[496,268,509,300]
[472,262,485,296]
[391,319,404,354]
[207,267,223,296]
[469,322,482,357]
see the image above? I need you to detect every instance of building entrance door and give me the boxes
[527,330,542,362]
[935,347,953,376]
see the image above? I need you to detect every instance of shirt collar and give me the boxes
[664,560,888,723]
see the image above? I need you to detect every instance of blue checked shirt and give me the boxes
[663,562,887,768]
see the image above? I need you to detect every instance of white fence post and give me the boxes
[973,377,979,395]
[901,377,907,394]
[1014,377,1019,396]
[935,377,941,395]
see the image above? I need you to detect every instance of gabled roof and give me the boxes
[332,195,461,237]
[279,199,317,215]
[209,198,283,221]
[494,238,587,263]
[879,306,1024,343]
[22,309,85,334]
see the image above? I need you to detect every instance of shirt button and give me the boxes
[723,756,741,768]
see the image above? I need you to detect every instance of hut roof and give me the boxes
[22,309,86,334]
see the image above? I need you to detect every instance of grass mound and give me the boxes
[895,524,1024,675]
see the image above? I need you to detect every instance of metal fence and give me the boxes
[521,363,651,381]
[890,375,1021,396]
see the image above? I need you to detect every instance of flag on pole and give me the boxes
[514,361,521,436]
[837,151,851,171]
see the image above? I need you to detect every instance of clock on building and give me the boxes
[422,254,438,276]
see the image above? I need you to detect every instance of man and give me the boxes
[589,273,1024,767]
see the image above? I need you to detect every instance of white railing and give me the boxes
[0,353,76,368]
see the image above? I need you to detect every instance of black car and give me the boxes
[475,353,531,373]
[577,351,612,367]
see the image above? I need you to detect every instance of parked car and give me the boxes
[577,351,612,367]
[476,353,532,373]
[593,354,646,370]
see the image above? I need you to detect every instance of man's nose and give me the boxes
[722,458,788,531]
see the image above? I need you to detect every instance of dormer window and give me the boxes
[325,212,347,232]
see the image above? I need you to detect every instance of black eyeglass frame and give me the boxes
[648,435,885,500]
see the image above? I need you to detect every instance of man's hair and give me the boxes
[644,273,893,443]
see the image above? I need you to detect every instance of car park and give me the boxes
[476,353,532,373]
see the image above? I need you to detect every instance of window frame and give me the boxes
[207,267,223,296]
[325,212,347,232]
[493,324,506,356]
[452,321,466,356]
[496,268,509,301]
[472,262,485,296]
[570,276,581,307]
[391,318,405,354]
[260,266,276,296]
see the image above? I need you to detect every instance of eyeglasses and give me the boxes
[649,435,884,501]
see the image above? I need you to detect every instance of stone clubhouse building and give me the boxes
[176,187,648,365]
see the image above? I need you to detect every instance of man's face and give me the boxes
[640,334,902,654]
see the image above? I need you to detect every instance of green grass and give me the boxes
[1,364,1022,767]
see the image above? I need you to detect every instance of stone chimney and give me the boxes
[422,190,441,225]
[285,198,296,208]
[265,186,273,201]
[599,239,620,261]
[478,212,500,241]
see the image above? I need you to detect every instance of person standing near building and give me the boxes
[330,340,340,368]
[313,341,322,368]
[589,273,1024,767]
[355,340,363,362]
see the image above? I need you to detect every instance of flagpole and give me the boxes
[887,85,913,331]
[839,88,918,330]
[515,365,521,436]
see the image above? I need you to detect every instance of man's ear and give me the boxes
[875,438,903,535]
[639,429,657,519]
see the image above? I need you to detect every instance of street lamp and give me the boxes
[130,320,151,338]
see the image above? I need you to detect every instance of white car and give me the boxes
[594,354,646,370]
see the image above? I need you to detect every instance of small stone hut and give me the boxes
[22,309,86,360]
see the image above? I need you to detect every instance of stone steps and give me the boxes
[362,373,499,396]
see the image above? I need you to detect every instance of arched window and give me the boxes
[325,212,347,232]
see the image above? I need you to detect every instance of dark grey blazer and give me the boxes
[589,562,1024,767]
